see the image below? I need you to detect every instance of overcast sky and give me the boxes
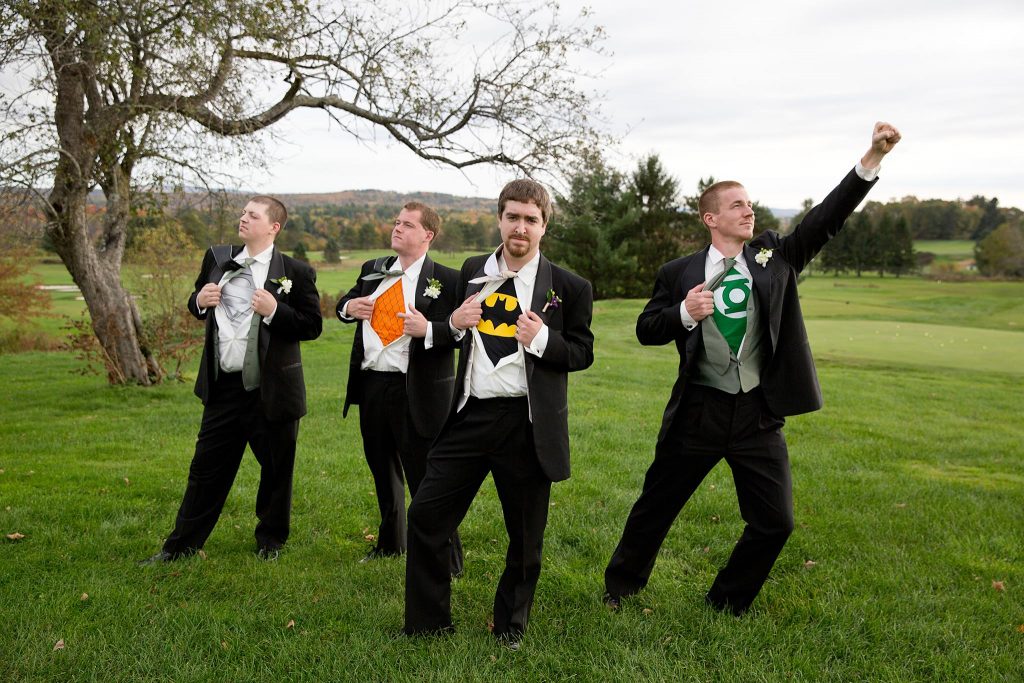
[217,1,1024,209]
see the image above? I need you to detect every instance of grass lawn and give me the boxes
[2,268,1022,681]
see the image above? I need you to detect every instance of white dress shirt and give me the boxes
[214,244,276,373]
[457,249,549,410]
[341,254,433,373]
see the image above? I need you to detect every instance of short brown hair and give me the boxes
[250,195,288,229]
[403,201,441,237]
[697,181,745,228]
[498,179,552,225]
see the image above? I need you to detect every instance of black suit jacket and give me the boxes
[636,168,877,442]
[337,255,459,440]
[189,245,323,423]
[451,252,594,482]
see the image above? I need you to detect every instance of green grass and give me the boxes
[915,240,975,258]
[2,271,1023,681]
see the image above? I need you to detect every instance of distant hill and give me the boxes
[83,188,493,212]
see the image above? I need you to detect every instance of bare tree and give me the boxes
[0,0,606,384]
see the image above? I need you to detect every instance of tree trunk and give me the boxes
[47,185,161,385]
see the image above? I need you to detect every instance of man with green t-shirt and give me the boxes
[603,122,902,616]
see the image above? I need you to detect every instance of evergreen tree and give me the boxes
[547,157,638,299]
[323,236,340,263]
[293,242,309,263]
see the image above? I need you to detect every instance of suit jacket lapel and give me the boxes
[531,253,554,320]
[266,246,286,296]
[683,247,710,359]
[415,255,434,310]
[744,242,775,350]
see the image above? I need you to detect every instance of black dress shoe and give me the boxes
[359,547,402,563]
[705,592,747,616]
[602,592,622,610]
[256,546,280,561]
[138,549,195,566]
[138,550,174,566]
[494,632,523,651]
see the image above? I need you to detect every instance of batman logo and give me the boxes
[476,278,520,365]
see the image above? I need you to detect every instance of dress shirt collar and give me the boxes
[396,252,426,283]
[708,244,747,268]
[237,244,274,266]
[483,246,540,285]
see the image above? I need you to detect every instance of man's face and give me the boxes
[705,187,755,243]
[391,208,433,258]
[238,201,279,246]
[499,200,546,261]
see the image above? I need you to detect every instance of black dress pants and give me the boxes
[163,372,297,555]
[404,397,550,638]
[605,385,794,615]
[358,371,463,574]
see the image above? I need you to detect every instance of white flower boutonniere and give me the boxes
[754,248,773,268]
[423,277,442,299]
[272,276,293,294]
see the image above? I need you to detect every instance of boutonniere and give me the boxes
[422,277,442,299]
[754,248,773,268]
[542,288,562,313]
[271,276,293,294]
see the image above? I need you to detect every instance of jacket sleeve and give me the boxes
[775,167,877,273]
[187,248,217,320]
[337,261,372,323]
[537,274,594,373]
[636,262,690,346]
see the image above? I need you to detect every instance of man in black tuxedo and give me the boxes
[403,179,594,647]
[141,195,322,564]
[604,122,902,615]
[337,201,462,573]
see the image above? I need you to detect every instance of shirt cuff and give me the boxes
[679,302,698,331]
[855,161,879,182]
[424,324,434,349]
[524,323,549,357]
[262,301,277,324]
[338,301,354,321]
[449,318,467,341]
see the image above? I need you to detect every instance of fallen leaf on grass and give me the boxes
[662,636,673,644]
[123,477,130,486]
[6,532,25,541]
[1017,624,1024,634]
[702,546,710,554]
[804,560,817,569]
[80,593,89,601]
[364,534,376,542]
[710,515,720,523]
[197,550,207,560]
[642,608,653,615]
[0,468,5,474]
[489,655,497,663]
[221,641,228,650]
[286,619,295,629]
[894,503,907,508]
[992,580,1005,591]
[53,639,65,651]
[362,527,370,534]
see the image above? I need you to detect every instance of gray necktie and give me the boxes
[704,257,736,291]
